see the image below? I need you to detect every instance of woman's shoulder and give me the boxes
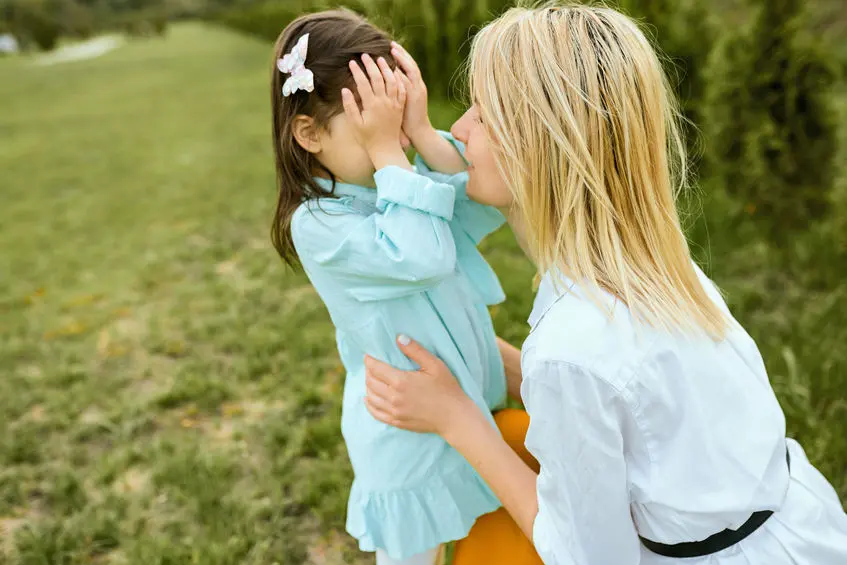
[526,288,648,390]
[526,275,754,397]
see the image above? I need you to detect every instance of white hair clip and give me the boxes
[277,33,314,97]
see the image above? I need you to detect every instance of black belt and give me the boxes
[639,449,791,559]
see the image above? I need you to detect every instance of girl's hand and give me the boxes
[342,54,409,170]
[391,42,466,175]
[364,335,477,441]
[390,42,432,143]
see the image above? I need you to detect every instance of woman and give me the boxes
[363,4,847,564]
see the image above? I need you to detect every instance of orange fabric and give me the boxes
[452,409,544,565]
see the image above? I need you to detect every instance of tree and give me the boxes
[6,0,62,51]
[703,0,839,244]
[615,0,716,169]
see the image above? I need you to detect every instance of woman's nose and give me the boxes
[450,116,468,144]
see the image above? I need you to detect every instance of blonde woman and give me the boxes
[363,4,847,564]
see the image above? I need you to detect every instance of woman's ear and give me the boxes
[292,115,322,154]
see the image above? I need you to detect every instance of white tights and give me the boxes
[375,547,439,565]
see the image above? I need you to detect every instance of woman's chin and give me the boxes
[467,186,509,209]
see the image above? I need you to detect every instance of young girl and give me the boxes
[270,9,536,565]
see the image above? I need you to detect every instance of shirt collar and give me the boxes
[527,270,577,330]
[313,176,377,203]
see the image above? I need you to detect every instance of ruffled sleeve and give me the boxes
[414,131,506,305]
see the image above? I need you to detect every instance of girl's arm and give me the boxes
[293,54,458,301]
[391,42,467,175]
[407,124,467,175]
[292,168,458,301]
[391,43,506,251]
[497,336,523,401]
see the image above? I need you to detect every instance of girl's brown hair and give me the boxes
[271,9,395,267]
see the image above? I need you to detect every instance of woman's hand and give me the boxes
[390,42,431,142]
[366,335,542,542]
[364,335,477,440]
[342,54,410,171]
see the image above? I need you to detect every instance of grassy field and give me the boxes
[0,22,844,565]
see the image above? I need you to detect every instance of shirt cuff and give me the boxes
[533,500,572,565]
[412,130,471,201]
[374,165,456,220]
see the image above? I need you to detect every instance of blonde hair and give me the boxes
[469,2,728,339]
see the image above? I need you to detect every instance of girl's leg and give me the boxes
[375,547,440,565]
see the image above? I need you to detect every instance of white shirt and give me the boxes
[520,267,847,565]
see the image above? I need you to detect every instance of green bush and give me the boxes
[212,0,717,110]
[6,0,61,51]
[212,0,515,98]
[614,0,715,164]
[116,9,170,38]
[56,0,96,39]
[215,0,312,43]
[362,0,515,98]
[703,0,839,244]
[150,10,169,36]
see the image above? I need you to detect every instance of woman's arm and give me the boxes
[497,336,523,401]
[445,399,540,537]
[365,337,643,565]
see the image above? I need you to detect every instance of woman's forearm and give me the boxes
[445,406,539,540]
[497,337,523,401]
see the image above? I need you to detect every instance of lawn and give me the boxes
[0,22,844,565]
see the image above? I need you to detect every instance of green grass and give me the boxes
[0,22,844,565]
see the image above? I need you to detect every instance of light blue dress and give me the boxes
[290,132,508,560]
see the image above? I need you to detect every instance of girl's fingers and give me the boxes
[396,72,407,105]
[391,42,421,82]
[360,54,385,96]
[396,69,413,90]
[349,61,374,108]
[377,57,396,100]
[341,88,362,126]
